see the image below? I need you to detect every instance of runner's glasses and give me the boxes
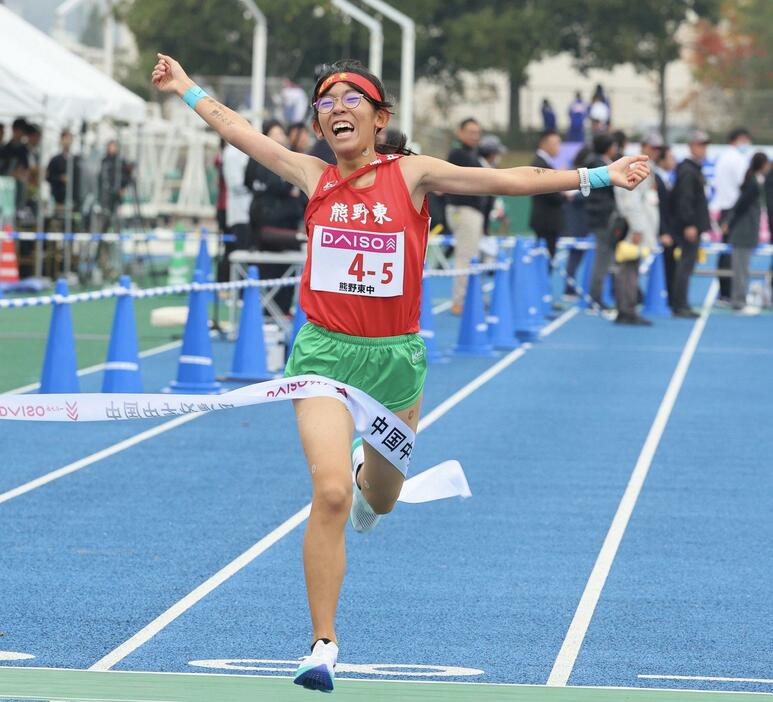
[314,91,367,113]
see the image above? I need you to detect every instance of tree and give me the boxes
[555,0,722,137]
[117,0,372,99]
[692,0,772,90]
[118,0,561,135]
[389,0,557,136]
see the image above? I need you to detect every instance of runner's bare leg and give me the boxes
[358,395,422,513]
[294,397,354,644]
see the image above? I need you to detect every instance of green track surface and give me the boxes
[0,668,769,702]
[0,295,189,393]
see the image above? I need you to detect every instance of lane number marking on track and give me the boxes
[0,651,35,661]
[188,658,484,677]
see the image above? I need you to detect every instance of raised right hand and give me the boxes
[151,53,194,96]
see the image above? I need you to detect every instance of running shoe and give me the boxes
[293,639,338,693]
[350,437,381,533]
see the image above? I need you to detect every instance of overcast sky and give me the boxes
[4,0,91,35]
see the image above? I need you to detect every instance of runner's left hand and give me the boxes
[608,155,650,190]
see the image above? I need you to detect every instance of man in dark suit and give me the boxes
[586,133,618,308]
[671,129,712,318]
[654,144,677,308]
[529,130,565,261]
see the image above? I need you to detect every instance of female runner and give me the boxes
[152,54,649,693]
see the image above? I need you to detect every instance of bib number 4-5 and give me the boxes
[348,254,394,285]
[311,225,404,297]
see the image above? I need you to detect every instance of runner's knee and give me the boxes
[365,491,397,515]
[314,482,352,516]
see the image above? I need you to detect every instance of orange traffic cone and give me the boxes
[0,234,20,284]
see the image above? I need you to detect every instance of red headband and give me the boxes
[315,72,382,104]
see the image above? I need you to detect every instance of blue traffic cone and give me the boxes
[223,266,274,382]
[535,240,553,317]
[577,244,597,309]
[165,270,221,394]
[643,251,670,317]
[488,250,519,350]
[454,258,495,356]
[102,276,142,392]
[195,231,216,302]
[40,278,79,393]
[512,241,544,340]
[419,269,445,362]
[509,238,529,328]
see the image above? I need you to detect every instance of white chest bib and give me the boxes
[310,224,405,297]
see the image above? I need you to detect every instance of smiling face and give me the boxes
[312,81,389,159]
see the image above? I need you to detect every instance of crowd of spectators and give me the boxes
[527,95,773,322]
[0,117,134,279]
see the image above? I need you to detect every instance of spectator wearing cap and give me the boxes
[529,130,565,260]
[446,117,485,315]
[478,135,507,236]
[611,133,661,325]
[654,144,677,308]
[586,133,618,309]
[670,129,712,318]
[713,127,753,303]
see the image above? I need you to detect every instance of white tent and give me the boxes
[0,5,146,124]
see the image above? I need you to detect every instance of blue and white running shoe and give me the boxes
[349,437,381,533]
[293,639,338,693]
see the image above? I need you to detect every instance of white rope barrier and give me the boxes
[1,263,512,310]
[423,262,508,278]
[0,230,236,243]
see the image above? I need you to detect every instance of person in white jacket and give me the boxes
[612,133,662,325]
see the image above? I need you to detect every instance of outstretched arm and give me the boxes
[407,153,650,199]
[151,54,325,196]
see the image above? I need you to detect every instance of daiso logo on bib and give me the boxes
[320,229,397,254]
[311,224,405,298]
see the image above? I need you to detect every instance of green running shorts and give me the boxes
[285,322,427,411]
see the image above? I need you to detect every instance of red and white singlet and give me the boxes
[300,154,430,337]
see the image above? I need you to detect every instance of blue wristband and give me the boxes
[182,85,209,110]
[588,166,611,189]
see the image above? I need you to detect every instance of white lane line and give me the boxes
[420,307,578,432]
[89,505,312,672]
[90,306,581,671]
[0,413,200,506]
[2,340,183,396]
[0,696,176,702]
[639,674,773,685]
[7,664,769,692]
[546,281,719,687]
